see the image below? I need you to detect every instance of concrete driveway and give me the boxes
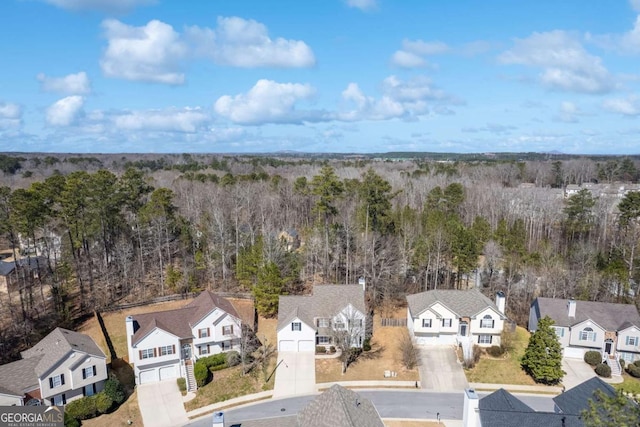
[137,380,188,427]
[418,345,468,391]
[561,358,597,390]
[273,351,316,397]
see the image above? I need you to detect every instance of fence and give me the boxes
[102,291,253,312]
[380,318,407,327]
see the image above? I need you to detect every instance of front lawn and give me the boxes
[614,373,640,395]
[465,326,537,385]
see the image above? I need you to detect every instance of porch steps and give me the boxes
[186,363,197,392]
[609,357,622,377]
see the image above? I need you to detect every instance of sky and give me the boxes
[2,0,640,154]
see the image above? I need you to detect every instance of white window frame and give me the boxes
[141,348,154,359]
[83,366,95,379]
[199,328,209,338]
[480,315,494,329]
[199,345,209,355]
[51,375,63,388]
[579,327,596,341]
[222,325,234,336]
[159,345,174,356]
[442,318,452,327]
[554,326,565,337]
[334,321,345,330]
[222,340,232,350]
[478,335,493,344]
[422,319,432,328]
[317,336,331,345]
[317,318,331,328]
[291,322,302,331]
[627,336,638,346]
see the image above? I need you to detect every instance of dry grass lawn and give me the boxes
[465,326,536,385]
[316,314,419,383]
[81,390,143,427]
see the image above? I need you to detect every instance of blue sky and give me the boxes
[1,0,640,154]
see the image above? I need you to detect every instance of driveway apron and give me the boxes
[562,358,596,390]
[273,351,316,398]
[137,380,189,427]
[418,345,468,391]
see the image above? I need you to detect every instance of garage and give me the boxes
[279,340,295,351]
[298,340,315,352]
[159,366,177,381]
[563,347,586,359]
[139,369,158,384]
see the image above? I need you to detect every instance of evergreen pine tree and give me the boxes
[521,316,564,384]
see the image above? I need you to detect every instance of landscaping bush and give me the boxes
[226,351,241,368]
[487,345,505,357]
[200,353,227,369]
[194,360,211,387]
[329,346,336,354]
[627,363,640,378]
[177,377,187,393]
[619,358,626,371]
[595,362,612,378]
[64,412,80,427]
[103,377,125,404]
[584,351,602,366]
[363,338,372,352]
[316,346,327,354]
[95,392,114,413]
[65,395,98,420]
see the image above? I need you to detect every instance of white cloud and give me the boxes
[46,96,84,126]
[499,30,614,94]
[0,102,22,131]
[555,101,581,123]
[390,39,449,69]
[187,17,315,68]
[345,0,378,11]
[113,107,209,132]
[214,79,326,125]
[340,83,405,121]
[37,0,154,13]
[100,19,188,84]
[390,50,427,68]
[37,72,91,95]
[631,0,640,12]
[603,96,640,116]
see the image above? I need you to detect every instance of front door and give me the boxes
[604,340,613,355]
[459,322,468,337]
[182,343,192,359]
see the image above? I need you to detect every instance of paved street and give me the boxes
[418,345,469,391]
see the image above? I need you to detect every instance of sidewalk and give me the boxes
[317,380,420,390]
[186,390,274,418]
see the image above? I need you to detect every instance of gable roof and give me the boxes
[20,328,105,377]
[0,257,45,277]
[277,285,366,332]
[553,377,616,415]
[0,356,41,396]
[130,291,240,346]
[406,288,503,319]
[296,384,384,427]
[533,297,640,330]
[479,388,534,413]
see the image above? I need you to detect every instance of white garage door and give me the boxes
[279,340,295,351]
[139,369,158,384]
[563,347,585,359]
[159,366,177,381]
[298,340,315,352]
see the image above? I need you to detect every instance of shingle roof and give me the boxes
[277,285,366,332]
[20,327,105,377]
[0,257,45,276]
[553,377,616,415]
[296,384,384,427]
[406,289,504,319]
[533,297,640,330]
[131,291,240,346]
[479,388,534,412]
[0,356,41,396]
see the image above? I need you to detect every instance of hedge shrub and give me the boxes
[595,362,611,378]
[95,392,114,413]
[316,346,327,354]
[194,360,210,387]
[177,377,186,393]
[226,351,241,368]
[103,377,125,404]
[584,351,602,366]
[487,345,505,357]
[65,395,98,420]
[64,412,80,427]
[627,363,640,378]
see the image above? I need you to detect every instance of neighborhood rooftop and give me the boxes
[277,284,366,331]
[0,356,41,397]
[533,297,640,330]
[406,288,503,318]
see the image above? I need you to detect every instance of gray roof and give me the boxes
[479,388,534,412]
[21,327,105,377]
[277,285,366,332]
[406,289,504,319]
[296,385,384,427]
[0,356,41,396]
[553,377,616,415]
[131,291,240,346]
[0,257,44,276]
[532,297,640,330]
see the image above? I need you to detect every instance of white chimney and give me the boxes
[358,277,366,291]
[125,316,135,364]
[463,388,481,427]
[212,411,224,427]
[495,291,505,315]
[567,299,576,318]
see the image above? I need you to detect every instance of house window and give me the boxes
[82,365,96,380]
[480,315,494,328]
[49,374,65,389]
[140,348,155,359]
[442,319,452,327]
[159,345,175,356]
[83,384,96,397]
[52,394,66,406]
[350,319,363,328]
[317,318,331,327]
[334,321,345,330]
[199,345,210,355]
[222,341,232,350]
[223,325,234,336]
[620,352,634,363]
[317,336,331,345]
[422,319,432,328]
[579,327,596,341]
[199,328,210,338]
[626,336,638,346]
[554,327,565,337]
[291,322,302,331]
[478,335,493,344]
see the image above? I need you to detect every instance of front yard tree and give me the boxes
[253,262,285,318]
[521,316,564,385]
[331,309,366,374]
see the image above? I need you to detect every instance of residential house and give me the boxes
[529,297,640,364]
[0,328,107,406]
[406,289,507,347]
[212,384,384,427]
[277,284,367,352]
[126,291,242,386]
[277,229,301,252]
[0,256,46,293]
[463,377,629,427]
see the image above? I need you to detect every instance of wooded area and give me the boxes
[1,152,639,364]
